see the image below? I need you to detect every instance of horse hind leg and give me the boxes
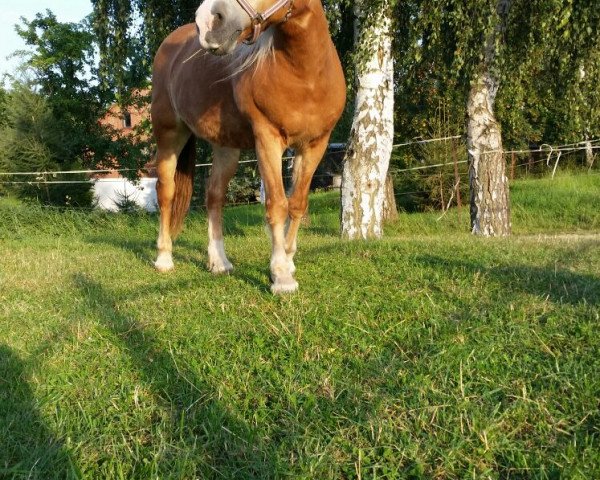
[154,129,194,273]
[206,145,239,274]
[285,137,330,275]
[284,152,305,275]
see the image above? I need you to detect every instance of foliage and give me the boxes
[393,0,599,148]
[90,0,599,213]
[0,84,93,206]
[225,162,262,205]
[15,11,96,104]
[1,173,599,478]
[492,0,600,146]
[385,0,599,214]
[0,11,150,206]
[91,0,197,94]
[0,86,8,127]
[113,189,146,213]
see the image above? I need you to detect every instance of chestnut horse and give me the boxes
[152,0,346,293]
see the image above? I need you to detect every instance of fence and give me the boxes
[0,137,598,212]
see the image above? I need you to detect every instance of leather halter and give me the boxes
[235,0,293,44]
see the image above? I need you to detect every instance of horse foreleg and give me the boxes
[206,146,239,274]
[255,134,296,294]
[285,138,330,274]
[154,131,191,272]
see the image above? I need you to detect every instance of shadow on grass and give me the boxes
[86,234,206,270]
[223,206,265,234]
[86,208,264,270]
[85,234,275,294]
[0,345,79,479]
[415,253,600,306]
[73,274,280,478]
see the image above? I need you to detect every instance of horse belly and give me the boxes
[173,89,253,149]
[189,105,255,149]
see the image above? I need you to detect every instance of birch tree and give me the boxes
[467,0,511,236]
[411,0,599,235]
[340,0,395,240]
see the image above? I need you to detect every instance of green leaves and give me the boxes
[394,0,599,149]
[2,11,150,206]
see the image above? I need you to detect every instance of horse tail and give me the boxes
[170,136,196,238]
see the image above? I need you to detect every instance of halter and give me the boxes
[235,0,293,44]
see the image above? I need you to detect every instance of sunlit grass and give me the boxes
[0,172,598,478]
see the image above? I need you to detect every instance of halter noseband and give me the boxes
[234,0,293,44]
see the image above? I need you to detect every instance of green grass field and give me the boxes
[1,173,599,479]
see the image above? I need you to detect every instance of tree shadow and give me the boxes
[414,251,600,306]
[86,234,206,269]
[85,234,276,295]
[231,268,273,295]
[72,274,280,478]
[0,344,79,479]
[223,205,265,233]
[305,223,339,237]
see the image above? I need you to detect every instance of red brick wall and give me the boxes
[97,90,154,178]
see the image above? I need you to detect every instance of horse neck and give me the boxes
[273,0,332,70]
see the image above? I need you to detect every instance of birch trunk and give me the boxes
[467,0,512,237]
[341,1,394,240]
[585,141,594,168]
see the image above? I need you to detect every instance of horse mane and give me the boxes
[224,29,276,80]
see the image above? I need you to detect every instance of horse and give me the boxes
[151,0,346,294]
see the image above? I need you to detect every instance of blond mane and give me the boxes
[227,29,276,79]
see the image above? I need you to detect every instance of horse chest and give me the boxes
[242,74,339,145]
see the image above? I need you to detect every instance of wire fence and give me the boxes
[0,136,597,212]
[1,135,597,179]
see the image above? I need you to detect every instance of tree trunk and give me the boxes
[382,174,398,222]
[585,141,595,168]
[467,0,512,237]
[340,1,394,240]
[467,74,511,236]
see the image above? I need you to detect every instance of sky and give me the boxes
[0,0,93,78]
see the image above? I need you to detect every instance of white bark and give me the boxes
[341,1,394,240]
[467,0,512,237]
[467,74,511,236]
[585,141,594,168]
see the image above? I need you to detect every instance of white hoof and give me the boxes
[155,252,174,273]
[207,240,233,275]
[271,277,299,295]
[208,260,234,275]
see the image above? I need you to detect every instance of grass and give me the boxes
[0,172,599,479]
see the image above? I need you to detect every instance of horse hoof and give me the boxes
[209,263,234,275]
[155,254,174,273]
[155,262,174,273]
[271,278,299,295]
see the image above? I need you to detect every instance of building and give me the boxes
[94,90,158,212]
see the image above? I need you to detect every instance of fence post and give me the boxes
[551,152,563,179]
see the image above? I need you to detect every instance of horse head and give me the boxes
[195,0,293,54]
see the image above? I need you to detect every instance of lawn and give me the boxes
[0,173,599,479]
